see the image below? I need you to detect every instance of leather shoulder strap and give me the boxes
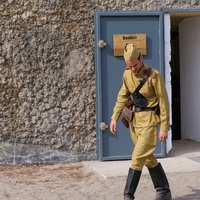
[132,67,152,95]
[144,67,152,78]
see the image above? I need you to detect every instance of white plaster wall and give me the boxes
[179,17,200,142]
[164,14,172,153]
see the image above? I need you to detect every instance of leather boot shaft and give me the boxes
[148,163,172,200]
[124,168,142,200]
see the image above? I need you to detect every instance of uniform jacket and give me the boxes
[111,63,170,132]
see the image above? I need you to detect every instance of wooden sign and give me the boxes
[113,34,147,56]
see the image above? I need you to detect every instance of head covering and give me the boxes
[124,43,140,62]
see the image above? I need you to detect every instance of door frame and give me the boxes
[94,11,165,160]
[163,9,200,142]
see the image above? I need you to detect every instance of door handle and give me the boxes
[100,122,108,131]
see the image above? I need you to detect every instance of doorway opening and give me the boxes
[170,11,200,140]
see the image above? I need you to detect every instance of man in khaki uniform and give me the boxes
[110,43,172,200]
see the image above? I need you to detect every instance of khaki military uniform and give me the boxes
[111,64,170,171]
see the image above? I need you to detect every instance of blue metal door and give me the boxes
[95,11,166,160]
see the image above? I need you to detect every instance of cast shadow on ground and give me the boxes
[173,189,200,199]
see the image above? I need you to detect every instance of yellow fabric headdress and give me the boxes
[124,43,140,62]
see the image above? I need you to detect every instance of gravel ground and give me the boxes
[0,162,200,200]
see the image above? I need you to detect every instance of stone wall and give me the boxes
[0,0,199,165]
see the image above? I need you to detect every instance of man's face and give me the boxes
[125,57,143,73]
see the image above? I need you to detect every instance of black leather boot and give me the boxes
[148,163,172,200]
[124,168,142,200]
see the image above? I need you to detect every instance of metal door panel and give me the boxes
[95,11,166,160]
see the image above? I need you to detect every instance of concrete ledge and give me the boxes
[83,156,200,179]
[83,140,200,179]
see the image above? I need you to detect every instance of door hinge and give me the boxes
[98,40,106,48]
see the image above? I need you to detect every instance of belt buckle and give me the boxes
[135,107,142,112]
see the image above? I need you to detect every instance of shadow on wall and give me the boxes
[0,142,97,166]
[173,189,200,199]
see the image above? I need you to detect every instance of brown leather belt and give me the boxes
[135,106,157,112]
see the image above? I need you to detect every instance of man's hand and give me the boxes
[110,119,117,134]
[158,131,168,142]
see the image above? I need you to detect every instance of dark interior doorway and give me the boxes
[171,32,181,140]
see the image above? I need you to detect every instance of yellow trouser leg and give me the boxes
[130,126,158,171]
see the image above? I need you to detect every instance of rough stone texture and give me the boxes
[0,0,200,165]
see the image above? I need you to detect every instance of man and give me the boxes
[110,43,172,200]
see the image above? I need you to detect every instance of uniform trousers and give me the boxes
[130,125,158,171]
